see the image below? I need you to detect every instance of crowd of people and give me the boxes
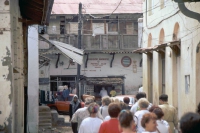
[68,92,200,133]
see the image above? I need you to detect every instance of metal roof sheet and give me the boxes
[52,0,142,15]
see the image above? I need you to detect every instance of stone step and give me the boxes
[39,116,51,120]
[38,126,52,130]
[39,119,52,123]
[39,123,52,126]
[39,112,51,116]
[39,106,51,112]
[58,115,65,121]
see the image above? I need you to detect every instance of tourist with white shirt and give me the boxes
[141,113,157,133]
[71,97,103,130]
[100,96,111,119]
[134,98,150,133]
[131,92,147,115]
[78,103,103,133]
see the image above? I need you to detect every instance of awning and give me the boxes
[39,35,84,65]
[133,40,180,54]
[49,40,84,65]
[133,47,154,54]
[86,77,124,85]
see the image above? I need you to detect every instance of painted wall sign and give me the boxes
[121,56,132,67]
[89,58,109,68]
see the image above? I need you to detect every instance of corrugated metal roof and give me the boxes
[52,0,142,15]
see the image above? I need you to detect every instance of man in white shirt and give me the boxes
[99,87,108,97]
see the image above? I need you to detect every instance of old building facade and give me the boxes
[39,0,143,97]
[140,0,200,118]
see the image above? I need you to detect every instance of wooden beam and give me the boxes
[18,18,40,25]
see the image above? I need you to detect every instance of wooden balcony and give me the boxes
[41,34,138,52]
[82,34,138,51]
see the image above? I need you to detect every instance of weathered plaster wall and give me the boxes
[28,25,39,133]
[143,0,200,118]
[0,1,25,132]
[40,53,143,94]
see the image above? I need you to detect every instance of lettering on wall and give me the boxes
[89,58,109,68]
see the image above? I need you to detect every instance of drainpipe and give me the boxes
[175,0,200,22]
[145,0,148,27]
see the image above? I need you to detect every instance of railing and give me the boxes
[82,34,138,50]
[45,34,138,50]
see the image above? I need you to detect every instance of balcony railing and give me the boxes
[45,34,138,51]
[82,34,138,50]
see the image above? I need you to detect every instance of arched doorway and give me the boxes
[173,23,180,41]
[159,28,165,44]
[148,33,152,47]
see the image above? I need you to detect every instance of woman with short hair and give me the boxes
[100,96,111,119]
[141,113,157,133]
[99,103,121,133]
[118,110,136,133]
[149,106,170,133]
[78,103,103,133]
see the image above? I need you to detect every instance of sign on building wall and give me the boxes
[39,78,50,85]
[89,58,109,68]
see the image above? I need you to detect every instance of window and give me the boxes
[69,23,78,34]
[108,21,118,34]
[92,23,104,34]
[121,56,132,67]
[83,21,92,34]
[185,75,190,94]
[161,0,168,9]
[148,0,154,15]
[119,21,137,35]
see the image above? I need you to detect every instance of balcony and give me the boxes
[82,34,138,51]
[41,34,138,52]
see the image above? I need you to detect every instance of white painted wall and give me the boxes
[142,0,200,118]
[40,53,143,94]
[28,25,39,133]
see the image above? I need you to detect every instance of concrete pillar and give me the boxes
[165,47,173,105]
[27,25,39,133]
[152,51,162,105]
